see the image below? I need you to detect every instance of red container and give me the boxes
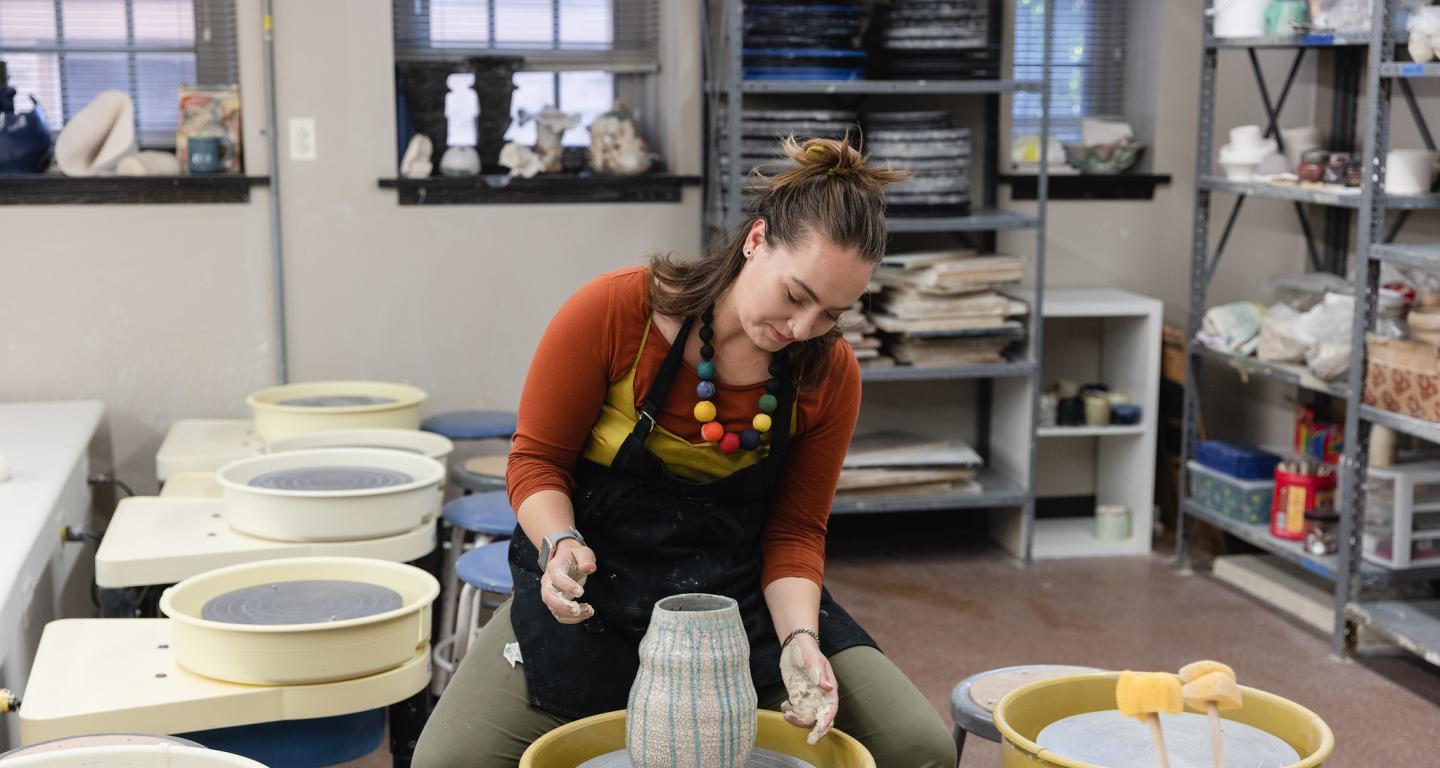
[1271,466,1336,541]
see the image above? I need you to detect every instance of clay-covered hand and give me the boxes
[539,541,597,624]
[778,633,838,745]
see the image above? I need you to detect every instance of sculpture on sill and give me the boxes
[439,146,480,177]
[400,134,434,179]
[0,60,53,174]
[587,101,656,176]
[518,106,580,173]
[54,90,137,176]
[498,141,542,179]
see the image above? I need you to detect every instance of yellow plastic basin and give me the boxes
[995,672,1333,768]
[520,710,874,768]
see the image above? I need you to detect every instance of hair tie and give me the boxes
[806,144,827,157]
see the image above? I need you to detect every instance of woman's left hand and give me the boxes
[778,633,838,745]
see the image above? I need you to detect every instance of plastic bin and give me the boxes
[1364,462,1440,569]
[1188,461,1273,525]
[1194,441,1283,480]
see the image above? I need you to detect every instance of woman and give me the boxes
[414,136,957,767]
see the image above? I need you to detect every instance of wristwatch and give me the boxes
[538,527,587,569]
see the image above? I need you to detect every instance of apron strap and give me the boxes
[768,353,795,458]
[633,314,696,440]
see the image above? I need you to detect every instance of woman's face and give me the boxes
[730,220,874,353]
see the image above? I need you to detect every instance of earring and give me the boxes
[745,249,752,256]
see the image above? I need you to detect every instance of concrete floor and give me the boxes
[350,513,1440,766]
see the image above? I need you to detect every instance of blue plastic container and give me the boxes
[1194,440,1282,480]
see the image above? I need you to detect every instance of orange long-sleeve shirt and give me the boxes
[506,266,861,588]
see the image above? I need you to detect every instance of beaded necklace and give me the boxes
[692,309,783,454]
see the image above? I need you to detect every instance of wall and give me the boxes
[0,0,703,493]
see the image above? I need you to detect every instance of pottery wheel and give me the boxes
[577,748,814,768]
[201,579,404,625]
[278,395,396,407]
[1036,711,1299,768]
[247,465,413,491]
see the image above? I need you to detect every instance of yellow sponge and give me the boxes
[1183,671,1243,711]
[1115,671,1183,722]
[1179,659,1235,684]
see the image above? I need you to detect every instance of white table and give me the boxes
[0,400,105,748]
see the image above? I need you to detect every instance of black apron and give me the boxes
[508,315,876,720]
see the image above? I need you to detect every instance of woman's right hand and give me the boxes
[540,541,598,624]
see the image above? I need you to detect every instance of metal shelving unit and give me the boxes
[703,0,1052,560]
[1181,1,1440,666]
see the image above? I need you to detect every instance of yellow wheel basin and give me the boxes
[995,672,1333,768]
[520,710,874,768]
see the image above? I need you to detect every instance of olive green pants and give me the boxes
[413,600,955,768]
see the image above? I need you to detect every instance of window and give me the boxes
[0,0,238,148]
[393,0,659,147]
[1012,0,1127,145]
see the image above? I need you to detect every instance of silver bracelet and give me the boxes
[782,627,819,649]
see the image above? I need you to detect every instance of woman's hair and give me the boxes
[649,134,907,388]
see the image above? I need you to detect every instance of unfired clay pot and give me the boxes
[627,594,756,767]
[1408,306,1440,347]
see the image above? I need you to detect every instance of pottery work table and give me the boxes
[15,619,428,744]
[95,497,436,588]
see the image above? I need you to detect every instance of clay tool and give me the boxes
[1181,660,1242,768]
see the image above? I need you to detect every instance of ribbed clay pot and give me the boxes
[626,593,757,768]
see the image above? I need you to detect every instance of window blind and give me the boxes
[0,0,238,147]
[393,0,660,73]
[1012,0,1127,144]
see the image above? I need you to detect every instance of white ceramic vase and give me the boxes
[627,593,756,768]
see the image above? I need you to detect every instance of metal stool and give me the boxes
[434,494,516,692]
[421,410,517,441]
[451,454,509,494]
[950,664,1104,761]
[433,540,514,692]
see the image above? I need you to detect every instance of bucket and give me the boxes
[520,710,874,768]
[994,672,1333,768]
[1212,0,1268,38]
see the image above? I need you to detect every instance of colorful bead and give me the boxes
[758,394,778,413]
[765,379,782,395]
[719,432,741,454]
[699,325,714,342]
[697,360,716,380]
[700,344,714,359]
[753,413,772,433]
[694,400,717,423]
[701,421,725,442]
[740,429,762,450]
[696,381,717,399]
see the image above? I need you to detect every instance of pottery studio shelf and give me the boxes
[1360,405,1440,445]
[859,359,1034,383]
[735,79,1043,95]
[886,210,1040,233]
[1198,175,1440,209]
[1191,345,1350,398]
[1370,242,1440,270]
[1204,33,1373,49]
[1346,600,1440,667]
[1183,501,1440,586]
[831,468,1027,515]
[0,175,269,205]
[1379,62,1440,78]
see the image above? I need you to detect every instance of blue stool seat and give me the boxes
[422,410,518,440]
[442,491,517,536]
[456,541,514,595]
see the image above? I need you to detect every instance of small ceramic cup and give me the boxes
[1094,504,1131,541]
[187,136,226,175]
[1298,149,1329,183]
[1083,392,1111,427]
[1057,397,1085,426]
[1039,393,1059,427]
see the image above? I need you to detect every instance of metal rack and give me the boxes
[1179,1,1440,664]
[702,0,1052,560]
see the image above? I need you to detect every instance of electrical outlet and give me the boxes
[289,117,317,161]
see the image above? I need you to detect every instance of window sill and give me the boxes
[1000,173,1172,201]
[0,175,269,205]
[377,173,701,205]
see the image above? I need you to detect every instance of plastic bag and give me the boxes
[1307,340,1351,381]
[1257,303,1311,363]
[1198,302,1266,355]
[1265,273,1351,311]
[1297,293,1355,380]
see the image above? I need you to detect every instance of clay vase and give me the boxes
[397,61,461,159]
[468,55,524,171]
[626,594,756,768]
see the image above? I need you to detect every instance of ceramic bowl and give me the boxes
[1221,158,1261,181]
[1061,142,1144,174]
